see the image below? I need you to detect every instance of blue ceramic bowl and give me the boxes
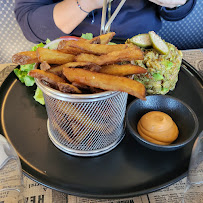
[126,95,199,151]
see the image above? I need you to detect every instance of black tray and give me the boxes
[0,60,202,199]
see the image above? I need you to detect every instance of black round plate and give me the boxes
[0,60,202,199]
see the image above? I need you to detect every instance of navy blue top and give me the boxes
[14,0,196,43]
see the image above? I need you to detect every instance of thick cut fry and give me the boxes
[63,67,146,100]
[68,40,129,55]
[48,62,101,76]
[12,51,38,65]
[71,82,103,93]
[89,32,116,44]
[36,47,75,64]
[58,82,82,93]
[57,33,116,54]
[57,40,88,55]
[75,47,144,65]
[40,61,51,71]
[87,37,100,44]
[58,61,101,71]
[47,65,63,76]
[57,38,89,54]
[28,69,65,89]
[71,82,89,90]
[99,64,147,76]
[89,87,104,93]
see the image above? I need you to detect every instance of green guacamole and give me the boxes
[132,43,183,95]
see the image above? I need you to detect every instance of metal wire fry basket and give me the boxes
[36,79,128,156]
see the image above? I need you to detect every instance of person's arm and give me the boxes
[53,0,105,34]
[158,0,197,21]
[14,0,105,43]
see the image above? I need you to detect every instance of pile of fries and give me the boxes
[12,32,147,100]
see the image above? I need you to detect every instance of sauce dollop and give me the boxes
[137,111,178,145]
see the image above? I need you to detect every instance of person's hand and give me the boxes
[148,0,187,8]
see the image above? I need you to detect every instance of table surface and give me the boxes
[0,49,203,203]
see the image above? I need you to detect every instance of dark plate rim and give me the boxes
[22,168,187,199]
[0,59,202,199]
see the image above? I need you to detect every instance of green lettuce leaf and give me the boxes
[33,87,45,105]
[13,68,35,86]
[20,63,35,72]
[30,42,44,51]
[14,64,36,86]
[14,40,51,104]
[81,33,93,40]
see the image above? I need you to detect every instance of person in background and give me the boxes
[14,0,196,44]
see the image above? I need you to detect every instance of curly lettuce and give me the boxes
[81,33,93,40]
[33,87,45,105]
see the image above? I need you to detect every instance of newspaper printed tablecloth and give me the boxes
[0,49,202,203]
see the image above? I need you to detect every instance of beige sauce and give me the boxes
[137,111,179,145]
